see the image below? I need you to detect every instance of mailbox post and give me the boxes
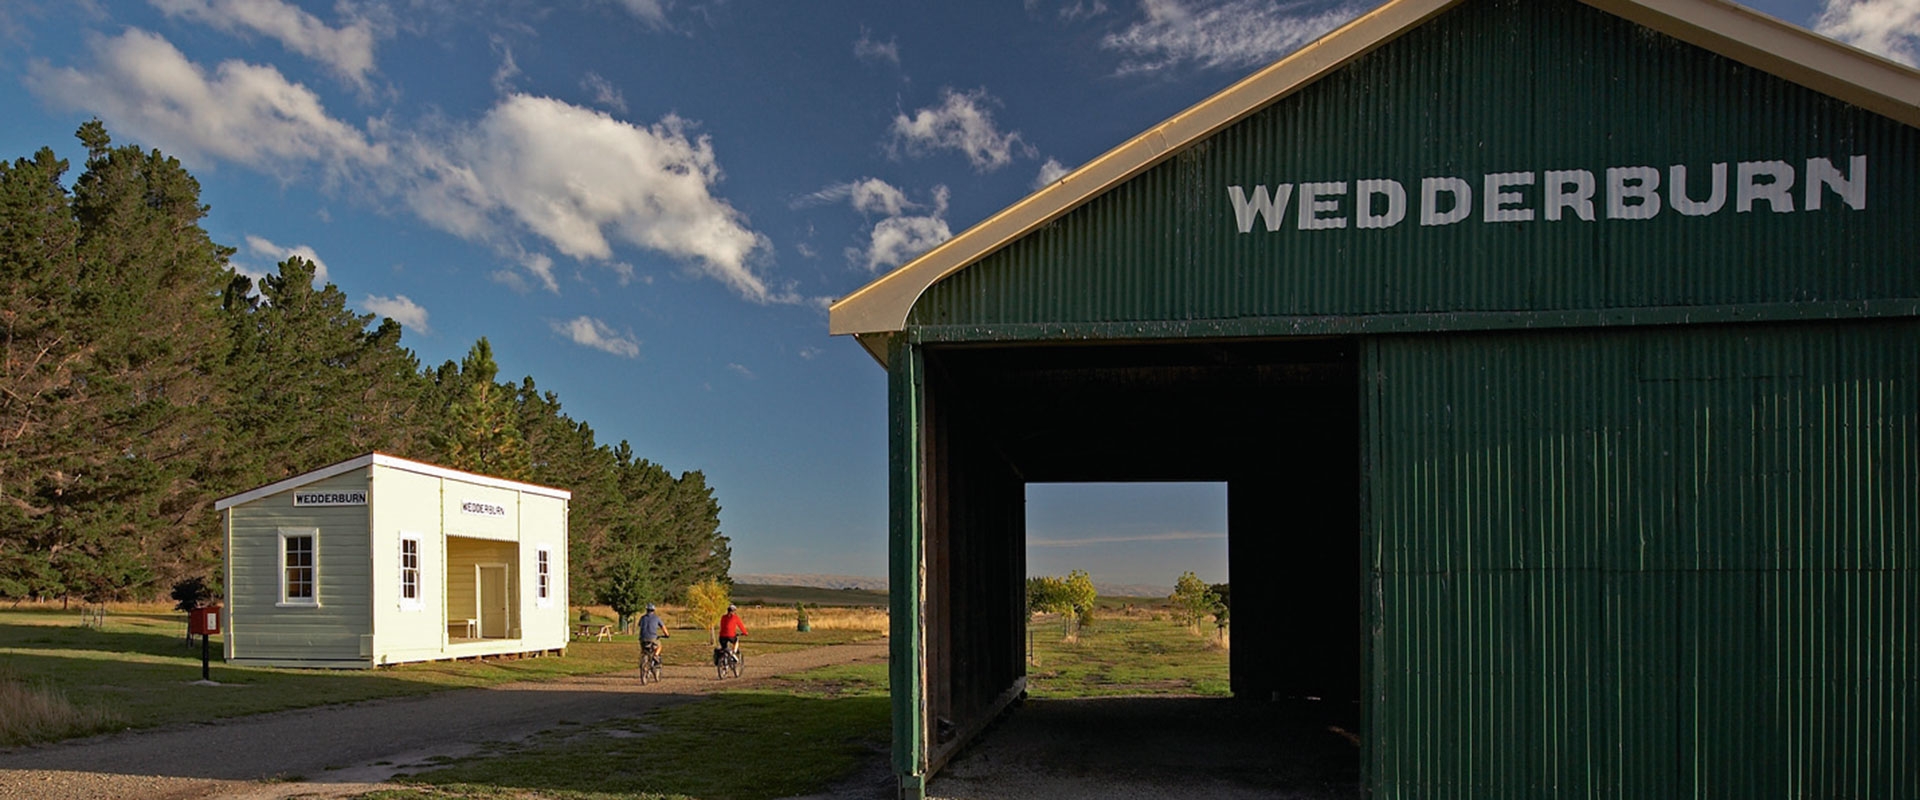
[189,604,221,681]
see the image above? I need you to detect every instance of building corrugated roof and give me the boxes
[828,0,1920,356]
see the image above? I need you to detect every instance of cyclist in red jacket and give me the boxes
[718,604,747,656]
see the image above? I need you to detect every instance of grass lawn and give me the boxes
[1024,610,1230,698]
[361,663,891,800]
[0,607,879,746]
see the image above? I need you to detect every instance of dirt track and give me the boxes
[0,640,887,800]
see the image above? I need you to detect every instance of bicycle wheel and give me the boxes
[647,656,661,683]
[728,652,742,678]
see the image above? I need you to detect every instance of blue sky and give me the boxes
[0,0,1905,588]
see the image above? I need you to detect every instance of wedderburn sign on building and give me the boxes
[1228,155,1865,232]
[294,490,368,507]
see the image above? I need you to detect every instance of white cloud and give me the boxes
[149,0,380,91]
[361,294,430,332]
[798,346,822,360]
[1033,157,1070,189]
[581,71,628,113]
[245,235,331,286]
[727,362,755,379]
[518,251,559,293]
[551,315,641,358]
[890,88,1034,172]
[25,29,386,177]
[1103,0,1361,76]
[24,28,796,308]
[798,177,912,216]
[1028,531,1226,547]
[855,28,900,65]
[808,178,956,272]
[612,0,670,28]
[491,40,523,96]
[398,94,784,303]
[853,185,952,273]
[1027,0,1111,21]
[1815,0,1920,66]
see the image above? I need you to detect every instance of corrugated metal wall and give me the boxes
[910,0,1919,330]
[1365,319,1918,797]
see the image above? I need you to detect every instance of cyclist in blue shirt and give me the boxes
[638,603,669,665]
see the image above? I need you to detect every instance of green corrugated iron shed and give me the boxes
[832,0,1920,797]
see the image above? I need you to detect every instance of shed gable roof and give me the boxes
[214,452,572,511]
[828,0,1920,355]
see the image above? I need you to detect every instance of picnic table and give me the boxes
[575,623,613,641]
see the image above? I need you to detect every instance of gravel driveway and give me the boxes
[0,640,887,800]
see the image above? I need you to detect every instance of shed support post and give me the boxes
[888,336,928,800]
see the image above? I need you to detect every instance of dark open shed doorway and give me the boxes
[915,338,1364,794]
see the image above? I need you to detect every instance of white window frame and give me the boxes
[535,547,553,607]
[399,535,424,611]
[278,528,319,607]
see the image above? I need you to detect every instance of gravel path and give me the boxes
[0,640,887,800]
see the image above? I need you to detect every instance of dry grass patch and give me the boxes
[0,673,125,745]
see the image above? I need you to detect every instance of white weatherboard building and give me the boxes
[215,453,571,668]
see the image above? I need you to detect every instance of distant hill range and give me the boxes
[734,574,888,591]
[1098,584,1173,599]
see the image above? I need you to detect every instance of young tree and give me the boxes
[601,557,656,633]
[1171,571,1221,633]
[1028,571,1097,640]
[685,577,731,645]
[1064,570,1097,615]
[1026,576,1071,616]
[168,576,217,612]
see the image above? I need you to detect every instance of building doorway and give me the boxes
[914,339,1364,794]
[477,564,510,638]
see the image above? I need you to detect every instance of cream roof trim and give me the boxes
[215,452,572,510]
[828,0,1920,338]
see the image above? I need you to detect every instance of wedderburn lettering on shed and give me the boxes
[1228,155,1865,233]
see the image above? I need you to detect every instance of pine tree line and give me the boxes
[0,123,729,605]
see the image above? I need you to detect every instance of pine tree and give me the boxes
[8,123,236,600]
[0,147,82,599]
[435,338,533,481]
[221,256,424,485]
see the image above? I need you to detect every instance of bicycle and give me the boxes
[715,641,742,679]
[639,641,663,685]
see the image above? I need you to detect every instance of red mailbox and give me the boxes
[189,606,221,636]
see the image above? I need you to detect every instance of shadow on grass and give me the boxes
[1,616,658,744]
[0,621,206,660]
[395,692,889,800]
[0,648,464,736]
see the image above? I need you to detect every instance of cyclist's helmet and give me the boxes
[645,603,656,612]
[727,604,737,612]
